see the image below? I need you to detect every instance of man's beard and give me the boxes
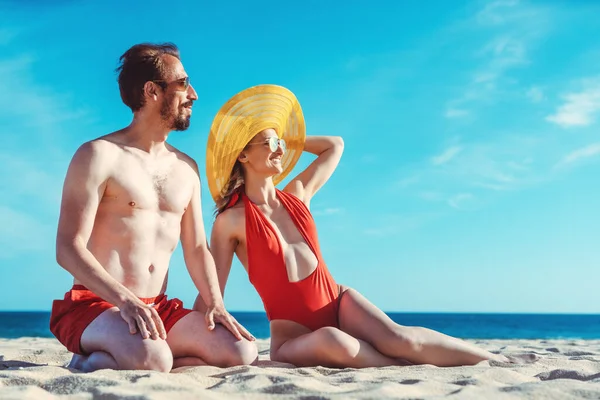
[160,95,191,131]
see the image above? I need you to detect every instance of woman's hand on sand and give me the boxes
[205,304,255,341]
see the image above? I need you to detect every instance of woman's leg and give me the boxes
[271,326,408,368]
[338,288,518,367]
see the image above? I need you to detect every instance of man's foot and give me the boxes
[67,354,87,371]
[67,351,118,372]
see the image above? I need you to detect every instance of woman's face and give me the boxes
[239,128,286,177]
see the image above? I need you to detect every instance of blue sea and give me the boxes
[1,312,599,340]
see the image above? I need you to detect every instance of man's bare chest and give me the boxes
[102,154,194,213]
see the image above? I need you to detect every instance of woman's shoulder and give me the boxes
[217,203,245,220]
[278,188,311,213]
[214,205,245,236]
[278,187,302,202]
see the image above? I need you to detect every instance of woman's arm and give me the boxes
[284,135,344,205]
[210,213,238,298]
[192,211,237,312]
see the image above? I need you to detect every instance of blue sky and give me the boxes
[1,0,599,313]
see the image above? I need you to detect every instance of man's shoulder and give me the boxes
[167,144,199,171]
[166,143,193,161]
[69,134,123,169]
[75,133,122,155]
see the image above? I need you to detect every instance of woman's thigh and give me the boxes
[272,325,400,368]
[338,288,414,356]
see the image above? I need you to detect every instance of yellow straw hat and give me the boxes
[206,84,306,203]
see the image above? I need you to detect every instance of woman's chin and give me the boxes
[269,164,283,174]
[257,165,283,178]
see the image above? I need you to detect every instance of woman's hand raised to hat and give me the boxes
[205,302,255,341]
[283,136,345,204]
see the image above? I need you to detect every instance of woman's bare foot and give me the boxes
[506,353,540,364]
[490,353,540,365]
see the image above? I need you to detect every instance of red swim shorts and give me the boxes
[50,285,193,355]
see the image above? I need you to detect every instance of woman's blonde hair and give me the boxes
[215,161,245,216]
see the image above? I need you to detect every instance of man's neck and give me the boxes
[123,113,171,155]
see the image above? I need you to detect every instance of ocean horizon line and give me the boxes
[1,310,599,315]
[2,312,599,340]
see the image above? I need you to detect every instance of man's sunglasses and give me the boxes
[152,76,190,91]
[247,136,287,153]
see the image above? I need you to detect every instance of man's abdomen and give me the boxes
[84,207,182,297]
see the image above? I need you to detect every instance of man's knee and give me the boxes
[220,339,258,367]
[121,340,174,372]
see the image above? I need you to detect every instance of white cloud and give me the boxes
[481,35,527,68]
[556,143,600,168]
[448,193,475,210]
[396,175,420,188]
[0,56,90,135]
[0,205,54,258]
[476,0,521,26]
[0,153,64,207]
[445,108,470,118]
[0,56,76,215]
[507,157,533,171]
[394,135,549,205]
[431,146,462,166]
[0,49,92,248]
[313,208,343,216]
[546,81,600,128]
[473,72,498,83]
[460,34,528,104]
[419,191,444,201]
[526,86,545,103]
[473,182,511,191]
[363,213,440,236]
[447,1,549,114]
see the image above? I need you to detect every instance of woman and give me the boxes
[204,85,534,368]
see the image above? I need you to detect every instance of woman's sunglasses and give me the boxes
[247,136,286,153]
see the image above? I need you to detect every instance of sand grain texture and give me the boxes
[1,338,599,399]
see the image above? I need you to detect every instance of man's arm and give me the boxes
[180,159,253,341]
[56,140,166,340]
[191,211,236,312]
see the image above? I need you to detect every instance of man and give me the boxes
[50,43,257,372]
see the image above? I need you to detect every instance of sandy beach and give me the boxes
[0,337,599,399]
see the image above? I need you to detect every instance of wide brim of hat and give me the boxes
[206,84,306,203]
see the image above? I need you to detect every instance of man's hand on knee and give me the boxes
[119,299,167,340]
[205,304,255,341]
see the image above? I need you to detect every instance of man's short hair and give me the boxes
[116,43,180,112]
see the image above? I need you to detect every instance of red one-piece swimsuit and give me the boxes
[241,189,341,331]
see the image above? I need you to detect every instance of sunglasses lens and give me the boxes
[269,137,278,152]
[280,139,286,152]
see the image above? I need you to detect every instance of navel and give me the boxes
[149,264,155,273]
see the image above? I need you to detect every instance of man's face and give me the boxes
[157,55,198,131]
